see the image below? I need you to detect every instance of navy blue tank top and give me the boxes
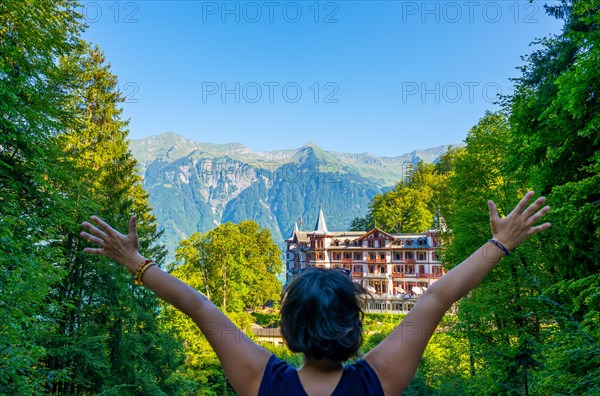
[258,354,384,396]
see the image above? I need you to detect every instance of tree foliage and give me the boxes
[351,162,449,233]
[0,2,186,390]
[174,221,282,312]
[165,222,282,393]
[505,0,600,392]
[0,0,84,392]
[40,44,182,395]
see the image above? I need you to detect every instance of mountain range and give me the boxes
[129,132,458,260]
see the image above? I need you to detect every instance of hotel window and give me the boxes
[394,252,401,261]
[333,253,340,260]
[367,240,375,248]
[418,252,425,261]
[434,252,440,261]
[369,252,376,260]
[379,253,385,261]
[405,252,414,259]
[354,252,362,260]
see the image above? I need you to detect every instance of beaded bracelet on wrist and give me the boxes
[134,259,151,280]
[134,259,154,285]
[136,262,155,285]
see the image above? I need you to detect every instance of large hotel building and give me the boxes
[285,209,444,313]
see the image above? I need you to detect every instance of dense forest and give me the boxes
[1,0,598,395]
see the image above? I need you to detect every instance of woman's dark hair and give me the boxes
[280,268,366,362]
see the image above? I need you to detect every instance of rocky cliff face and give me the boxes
[130,132,458,260]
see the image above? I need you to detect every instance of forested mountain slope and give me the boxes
[130,133,456,257]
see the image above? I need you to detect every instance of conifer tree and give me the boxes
[0,0,84,392]
[44,44,182,395]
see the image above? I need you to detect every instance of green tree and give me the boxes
[440,112,549,395]
[350,212,375,231]
[174,221,282,312]
[42,44,184,395]
[507,0,600,393]
[0,0,84,393]
[353,162,446,234]
[167,221,281,393]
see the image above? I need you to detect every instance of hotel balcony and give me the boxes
[363,272,387,279]
[403,272,437,279]
[392,272,404,280]
[341,258,354,264]
[352,272,364,279]
[366,258,387,264]
[403,258,416,264]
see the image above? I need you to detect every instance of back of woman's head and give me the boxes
[280,268,365,362]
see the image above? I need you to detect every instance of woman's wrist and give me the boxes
[121,252,148,274]
[488,238,512,256]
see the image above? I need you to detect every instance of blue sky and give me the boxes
[82,1,564,156]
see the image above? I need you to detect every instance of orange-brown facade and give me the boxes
[286,209,444,311]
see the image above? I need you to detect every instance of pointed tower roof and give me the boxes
[288,220,310,243]
[314,207,328,234]
[291,222,299,238]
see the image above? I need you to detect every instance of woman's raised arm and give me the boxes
[80,216,271,395]
[364,191,551,395]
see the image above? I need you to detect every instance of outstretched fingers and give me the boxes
[526,204,551,226]
[91,216,118,237]
[529,222,551,235]
[488,200,501,224]
[522,196,547,219]
[83,247,105,256]
[80,231,105,247]
[128,216,137,238]
[81,221,108,240]
[511,190,536,216]
[80,216,142,271]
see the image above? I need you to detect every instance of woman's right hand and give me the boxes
[80,216,145,274]
[488,191,551,252]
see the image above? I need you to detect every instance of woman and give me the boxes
[81,191,551,395]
